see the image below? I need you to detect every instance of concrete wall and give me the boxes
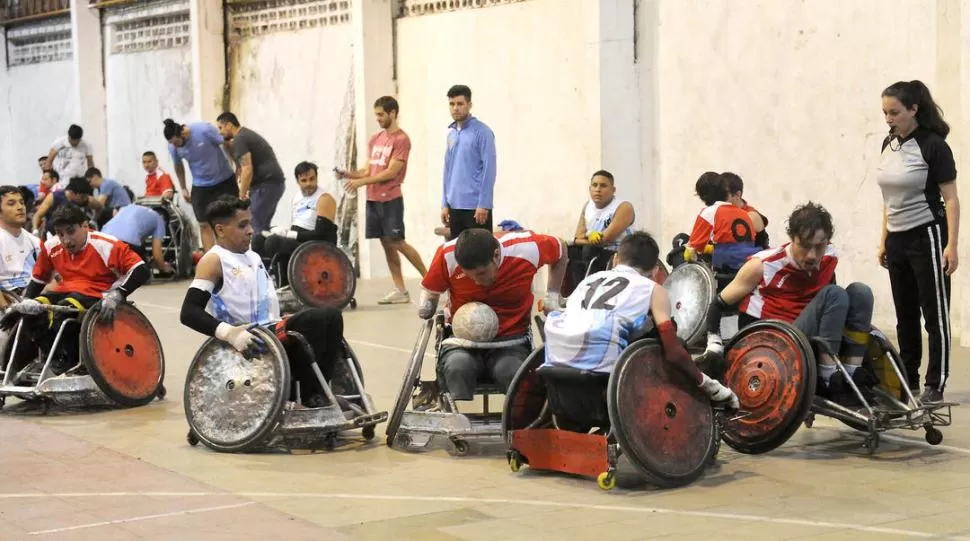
[228,24,355,228]
[395,0,603,274]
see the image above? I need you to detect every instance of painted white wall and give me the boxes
[228,24,354,228]
[104,48,194,193]
[395,0,603,278]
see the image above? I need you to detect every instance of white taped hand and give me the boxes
[542,291,563,313]
[699,374,740,410]
[215,322,266,354]
[417,290,440,320]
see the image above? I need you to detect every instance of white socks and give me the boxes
[706,333,724,355]
[819,363,837,384]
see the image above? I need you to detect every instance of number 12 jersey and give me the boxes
[542,264,656,374]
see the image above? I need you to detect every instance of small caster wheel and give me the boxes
[156,385,167,400]
[186,430,199,447]
[508,451,523,472]
[0,396,5,409]
[40,399,50,415]
[349,298,358,309]
[804,413,815,428]
[362,425,375,441]
[596,471,616,491]
[323,433,337,451]
[925,427,943,445]
[864,433,879,455]
[452,439,469,456]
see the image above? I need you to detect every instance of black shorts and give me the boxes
[365,197,406,240]
[447,208,493,241]
[191,176,238,222]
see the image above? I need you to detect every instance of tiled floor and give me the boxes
[2,279,970,540]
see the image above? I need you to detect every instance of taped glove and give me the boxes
[417,290,440,320]
[699,374,740,410]
[11,298,45,316]
[215,322,267,355]
[541,291,563,314]
[99,289,124,324]
[587,231,603,244]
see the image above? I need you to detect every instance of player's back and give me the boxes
[542,265,655,374]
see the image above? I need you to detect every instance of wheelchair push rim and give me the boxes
[385,318,433,445]
[501,346,548,444]
[81,303,165,407]
[183,326,291,453]
[287,241,356,310]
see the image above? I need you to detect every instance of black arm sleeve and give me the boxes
[117,263,151,296]
[180,286,221,337]
[295,216,338,244]
[23,280,44,299]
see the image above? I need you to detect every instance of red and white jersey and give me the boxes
[687,201,756,251]
[32,231,145,299]
[739,242,838,323]
[422,231,563,338]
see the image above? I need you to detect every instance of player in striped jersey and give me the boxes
[542,231,738,408]
[713,202,876,407]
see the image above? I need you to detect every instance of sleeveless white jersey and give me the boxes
[543,264,655,373]
[584,197,632,250]
[0,228,40,291]
[291,185,331,231]
[208,245,280,326]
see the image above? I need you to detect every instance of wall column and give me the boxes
[351,0,396,280]
[190,0,225,122]
[70,0,107,168]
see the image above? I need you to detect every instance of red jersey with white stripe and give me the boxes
[145,168,175,197]
[422,231,562,338]
[739,243,838,322]
[687,201,756,251]
[32,232,145,298]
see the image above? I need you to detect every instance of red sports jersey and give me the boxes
[32,232,144,298]
[687,201,755,251]
[145,168,175,197]
[422,231,563,338]
[739,242,838,322]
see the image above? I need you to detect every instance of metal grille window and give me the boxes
[228,0,351,39]
[103,0,191,54]
[5,17,71,66]
[398,0,529,17]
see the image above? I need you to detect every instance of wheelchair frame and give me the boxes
[136,197,195,279]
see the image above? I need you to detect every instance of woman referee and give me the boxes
[876,80,960,403]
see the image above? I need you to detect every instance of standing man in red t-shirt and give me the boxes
[339,96,428,305]
[418,229,567,400]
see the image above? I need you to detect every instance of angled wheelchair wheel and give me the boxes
[501,346,548,444]
[81,304,165,407]
[287,241,356,310]
[608,339,716,489]
[663,262,716,348]
[176,222,195,279]
[183,327,290,453]
[385,319,433,446]
[721,320,817,454]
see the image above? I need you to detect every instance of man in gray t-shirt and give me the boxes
[216,112,286,233]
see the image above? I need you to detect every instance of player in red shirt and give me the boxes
[685,172,761,271]
[721,172,769,248]
[1,204,150,375]
[142,151,175,199]
[713,202,876,407]
[418,229,568,400]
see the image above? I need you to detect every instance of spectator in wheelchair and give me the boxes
[179,195,347,409]
[0,185,41,310]
[251,161,338,287]
[101,204,175,276]
[0,204,150,374]
[142,151,176,200]
[567,170,635,289]
[543,231,739,408]
[32,177,102,239]
[712,202,877,408]
[721,172,769,248]
[417,228,568,403]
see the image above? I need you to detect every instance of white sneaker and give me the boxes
[378,290,410,305]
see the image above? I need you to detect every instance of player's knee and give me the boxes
[845,282,874,315]
[818,284,849,311]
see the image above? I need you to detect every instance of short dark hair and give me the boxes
[216,112,240,127]
[294,161,318,179]
[786,202,834,243]
[0,185,24,203]
[205,195,250,228]
[374,96,399,114]
[454,229,499,270]
[142,150,156,158]
[162,118,184,140]
[51,204,88,229]
[616,231,660,272]
[67,124,83,140]
[66,177,93,195]
[695,172,727,206]
[38,156,47,162]
[45,170,60,181]
[84,167,102,180]
[447,85,472,101]
[591,170,614,184]
[721,172,743,195]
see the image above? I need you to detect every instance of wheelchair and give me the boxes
[561,244,669,298]
[663,257,958,455]
[135,196,196,279]
[385,312,535,456]
[266,240,358,313]
[183,324,385,453]
[0,300,166,411]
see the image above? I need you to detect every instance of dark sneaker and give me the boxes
[304,393,328,409]
[826,372,863,409]
[919,387,944,404]
[850,367,878,405]
[695,350,725,380]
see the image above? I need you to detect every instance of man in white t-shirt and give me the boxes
[43,125,94,189]
[0,186,41,310]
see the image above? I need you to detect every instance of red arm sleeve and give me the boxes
[657,319,704,385]
[420,246,450,294]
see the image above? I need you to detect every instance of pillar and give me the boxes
[351,0,396,280]
[70,0,107,169]
[190,0,225,122]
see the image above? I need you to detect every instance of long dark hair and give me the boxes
[882,80,950,139]
[162,118,184,140]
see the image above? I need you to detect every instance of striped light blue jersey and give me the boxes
[0,227,40,291]
[207,245,280,326]
[542,265,655,374]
